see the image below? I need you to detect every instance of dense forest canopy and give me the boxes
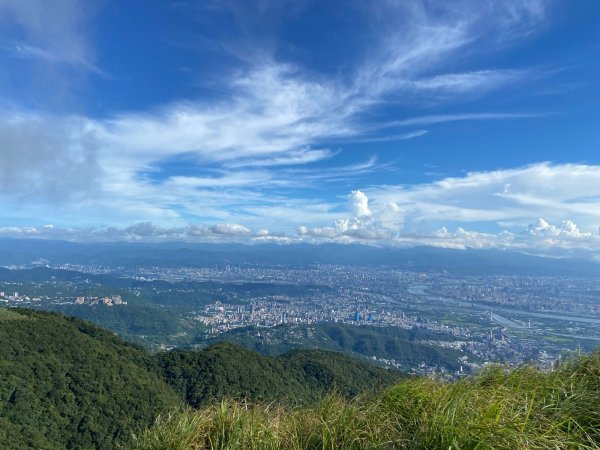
[0,308,401,449]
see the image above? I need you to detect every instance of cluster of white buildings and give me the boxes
[0,291,41,303]
[75,295,126,306]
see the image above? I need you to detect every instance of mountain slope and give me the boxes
[0,308,182,449]
[156,342,403,408]
[136,351,600,449]
[206,322,468,371]
[0,308,402,449]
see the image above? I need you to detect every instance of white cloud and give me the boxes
[224,148,337,168]
[291,163,600,257]
[365,162,600,233]
[0,0,562,241]
[298,191,391,242]
[210,223,252,236]
[295,212,600,258]
[384,112,546,128]
[0,112,99,204]
[405,70,527,98]
[349,190,371,217]
[0,222,295,243]
[2,213,599,260]
[26,0,548,192]
[0,0,591,259]
[356,0,547,98]
[525,218,591,238]
[0,0,100,72]
[348,130,429,144]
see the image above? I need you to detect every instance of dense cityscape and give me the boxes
[3,261,600,375]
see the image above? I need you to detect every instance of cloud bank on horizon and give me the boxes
[0,0,599,257]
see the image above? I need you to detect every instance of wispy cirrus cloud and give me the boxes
[0,0,101,72]
[3,0,598,260]
[383,112,549,128]
[343,130,430,144]
[223,148,338,168]
[0,0,560,239]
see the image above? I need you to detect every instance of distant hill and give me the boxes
[157,342,403,408]
[204,322,469,371]
[50,303,182,343]
[0,308,402,449]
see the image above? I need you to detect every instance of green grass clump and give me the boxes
[134,351,600,450]
[131,394,404,450]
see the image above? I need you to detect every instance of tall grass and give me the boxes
[132,351,600,449]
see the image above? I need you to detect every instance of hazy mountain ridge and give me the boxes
[2,239,600,276]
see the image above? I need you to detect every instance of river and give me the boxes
[406,284,600,326]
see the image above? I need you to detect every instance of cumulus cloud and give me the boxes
[2,214,600,260]
[349,190,371,217]
[297,217,388,241]
[365,162,600,233]
[209,223,252,236]
[296,212,600,258]
[525,218,590,237]
[0,222,295,243]
[3,157,600,260]
[298,191,393,242]
[291,162,600,257]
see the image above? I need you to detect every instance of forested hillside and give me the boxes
[0,308,181,449]
[0,308,402,449]
[157,343,402,408]
[11,307,598,450]
[207,322,467,371]
[138,351,600,449]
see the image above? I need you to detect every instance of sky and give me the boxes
[1,0,600,257]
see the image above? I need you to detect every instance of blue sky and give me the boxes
[1,0,600,255]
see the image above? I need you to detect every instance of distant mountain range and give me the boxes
[1,239,599,276]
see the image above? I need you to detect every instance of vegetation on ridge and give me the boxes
[208,322,467,371]
[3,306,600,449]
[135,351,600,450]
[157,343,402,408]
[0,308,401,449]
[0,308,181,450]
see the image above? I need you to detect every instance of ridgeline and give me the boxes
[157,344,401,408]
[136,351,600,449]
